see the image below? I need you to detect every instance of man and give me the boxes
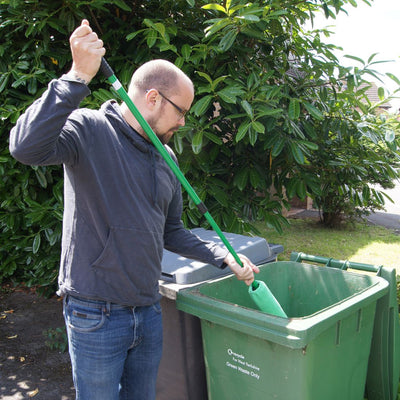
[9,20,258,400]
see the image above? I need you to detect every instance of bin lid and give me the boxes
[161,228,277,284]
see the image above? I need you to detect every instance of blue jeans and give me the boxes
[63,295,163,400]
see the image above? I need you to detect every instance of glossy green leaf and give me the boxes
[0,73,10,93]
[197,71,213,84]
[303,102,324,120]
[192,95,213,116]
[248,128,258,146]
[32,233,41,254]
[173,134,184,154]
[258,108,283,117]
[192,131,203,149]
[249,169,261,188]
[344,54,365,65]
[202,3,226,12]
[286,179,298,199]
[386,73,400,86]
[219,29,238,51]
[211,186,229,207]
[234,168,248,190]
[114,0,132,11]
[236,120,250,142]
[296,180,306,199]
[251,121,265,134]
[299,140,318,151]
[377,87,385,101]
[271,137,285,157]
[204,130,223,145]
[238,14,260,22]
[385,130,395,143]
[289,141,305,164]
[218,86,243,103]
[204,18,231,37]
[288,98,300,120]
[34,168,47,188]
[181,44,192,60]
[241,100,253,118]
[146,30,157,48]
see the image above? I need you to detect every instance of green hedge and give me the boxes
[1,0,399,292]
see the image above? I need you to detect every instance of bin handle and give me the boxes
[290,252,383,275]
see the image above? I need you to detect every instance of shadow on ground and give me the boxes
[0,286,75,400]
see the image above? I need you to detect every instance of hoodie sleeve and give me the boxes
[9,75,90,166]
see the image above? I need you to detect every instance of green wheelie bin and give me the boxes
[177,260,389,400]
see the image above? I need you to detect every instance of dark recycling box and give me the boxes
[160,227,282,284]
[156,228,283,400]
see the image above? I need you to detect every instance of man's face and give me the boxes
[148,80,194,145]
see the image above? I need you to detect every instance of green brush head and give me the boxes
[249,280,287,317]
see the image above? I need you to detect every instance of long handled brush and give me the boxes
[99,58,287,318]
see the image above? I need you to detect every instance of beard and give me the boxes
[156,131,172,145]
[145,115,178,145]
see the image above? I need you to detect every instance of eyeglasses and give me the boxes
[158,90,188,120]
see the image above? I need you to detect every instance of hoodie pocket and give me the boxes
[91,226,163,300]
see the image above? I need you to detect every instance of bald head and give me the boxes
[120,59,194,143]
[128,59,193,98]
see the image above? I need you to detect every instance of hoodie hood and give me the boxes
[101,99,151,154]
[101,99,166,204]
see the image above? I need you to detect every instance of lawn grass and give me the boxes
[253,217,400,273]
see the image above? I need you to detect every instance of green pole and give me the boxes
[99,58,287,317]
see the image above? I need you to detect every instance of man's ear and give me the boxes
[145,88,159,110]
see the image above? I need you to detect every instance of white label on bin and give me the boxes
[226,348,261,380]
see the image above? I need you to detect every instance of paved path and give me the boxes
[368,181,400,232]
[367,211,400,232]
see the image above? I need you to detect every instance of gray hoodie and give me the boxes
[9,75,228,306]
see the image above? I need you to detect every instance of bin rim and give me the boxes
[176,261,389,348]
